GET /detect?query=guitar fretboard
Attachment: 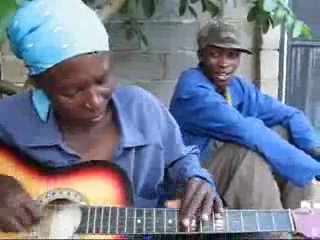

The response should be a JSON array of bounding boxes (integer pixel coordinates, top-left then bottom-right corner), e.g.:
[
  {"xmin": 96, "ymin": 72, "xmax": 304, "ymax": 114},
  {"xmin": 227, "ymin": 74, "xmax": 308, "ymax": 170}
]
[{"xmin": 75, "ymin": 206, "xmax": 294, "ymax": 235}]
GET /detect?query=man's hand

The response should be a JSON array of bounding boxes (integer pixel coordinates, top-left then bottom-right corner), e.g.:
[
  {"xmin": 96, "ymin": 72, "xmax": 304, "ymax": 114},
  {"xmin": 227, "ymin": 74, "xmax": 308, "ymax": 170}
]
[
  {"xmin": 0, "ymin": 175, "xmax": 41, "ymax": 232},
  {"xmin": 179, "ymin": 177, "xmax": 223, "ymax": 231}
]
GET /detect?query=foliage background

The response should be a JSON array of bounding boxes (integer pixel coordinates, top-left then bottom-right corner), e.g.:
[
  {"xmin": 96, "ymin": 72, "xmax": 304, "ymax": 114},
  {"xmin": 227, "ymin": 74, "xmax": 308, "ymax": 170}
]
[{"xmin": 0, "ymin": 0, "xmax": 313, "ymax": 46}]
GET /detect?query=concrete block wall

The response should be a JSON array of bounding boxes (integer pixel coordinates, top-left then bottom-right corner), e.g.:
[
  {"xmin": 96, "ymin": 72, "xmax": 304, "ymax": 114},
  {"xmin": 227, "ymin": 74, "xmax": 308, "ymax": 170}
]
[
  {"xmin": 260, "ymin": 26, "xmax": 281, "ymax": 98},
  {"xmin": 0, "ymin": 40, "xmax": 27, "ymax": 87}
]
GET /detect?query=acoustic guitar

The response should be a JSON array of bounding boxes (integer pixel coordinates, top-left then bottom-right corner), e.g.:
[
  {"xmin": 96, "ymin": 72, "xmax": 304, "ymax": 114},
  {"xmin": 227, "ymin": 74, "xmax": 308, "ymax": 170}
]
[{"xmin": 0, "ymin": 142, "xmax": 319, "ymax": 239}]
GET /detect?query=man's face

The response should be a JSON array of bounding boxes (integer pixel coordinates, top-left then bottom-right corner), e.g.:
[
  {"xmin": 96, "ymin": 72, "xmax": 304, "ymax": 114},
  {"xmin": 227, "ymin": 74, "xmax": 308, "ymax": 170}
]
[
  {"xmin": 199, "ymin": 46, "xmax": 241, "ymax": 90},
  {"xmin": 34, "ymin": 53, "xmax": 114, "ymax": 127}
]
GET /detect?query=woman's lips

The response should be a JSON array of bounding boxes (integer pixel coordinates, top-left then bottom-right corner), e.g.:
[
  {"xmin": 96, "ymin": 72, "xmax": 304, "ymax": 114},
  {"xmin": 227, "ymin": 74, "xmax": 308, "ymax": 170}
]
[{"xmin": 90, "ymin": 113, "xmax": 104, "ymax": 122}]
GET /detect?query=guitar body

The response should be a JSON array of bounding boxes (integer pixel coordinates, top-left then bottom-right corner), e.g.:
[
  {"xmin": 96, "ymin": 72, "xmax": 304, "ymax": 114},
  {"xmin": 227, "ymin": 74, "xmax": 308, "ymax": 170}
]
[{"xmin": 0, "ymin": 143, "xmax": 133, "ymax": 239}]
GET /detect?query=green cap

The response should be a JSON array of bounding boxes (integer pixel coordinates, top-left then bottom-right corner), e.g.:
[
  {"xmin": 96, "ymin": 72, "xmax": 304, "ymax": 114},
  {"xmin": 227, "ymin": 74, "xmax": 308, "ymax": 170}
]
[{"xmin": 197, "ymin": 20, "xmax": 253, "ymax": 54}]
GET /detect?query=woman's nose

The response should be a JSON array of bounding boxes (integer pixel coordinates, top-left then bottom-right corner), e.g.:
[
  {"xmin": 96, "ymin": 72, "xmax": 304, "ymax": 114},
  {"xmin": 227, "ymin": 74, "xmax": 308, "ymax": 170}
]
[{"xmin": 84, "ymin": 89, "xmax": 102, "ymax": 111}]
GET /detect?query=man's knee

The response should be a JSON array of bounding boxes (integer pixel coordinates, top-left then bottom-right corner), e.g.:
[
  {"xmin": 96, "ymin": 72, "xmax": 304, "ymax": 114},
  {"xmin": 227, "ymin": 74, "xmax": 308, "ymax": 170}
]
[{"xmin": 271, "ymin": 125, "xmax": 290, "ymax": 140}]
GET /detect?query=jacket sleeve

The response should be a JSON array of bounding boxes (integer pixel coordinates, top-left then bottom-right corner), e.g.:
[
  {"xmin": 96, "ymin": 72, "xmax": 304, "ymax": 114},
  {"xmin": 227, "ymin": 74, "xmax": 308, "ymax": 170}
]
[
  {"xmin": 242, "ymin": 80, "xmax": 320, "ymax": 153},
  {"xmin": 170, "ymin": 83, "xmax": 320, "ymax": 186}
]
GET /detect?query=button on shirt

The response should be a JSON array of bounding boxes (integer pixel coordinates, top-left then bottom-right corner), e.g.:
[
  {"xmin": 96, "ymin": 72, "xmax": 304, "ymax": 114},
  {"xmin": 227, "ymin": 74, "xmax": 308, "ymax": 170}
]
[
  {"xmin": 170, "ymin": 67, "xmax": 320, "ymax": 186},
  {"xmin": 0, "ymin": 86, "xmax": 215, "ymax": 207}
]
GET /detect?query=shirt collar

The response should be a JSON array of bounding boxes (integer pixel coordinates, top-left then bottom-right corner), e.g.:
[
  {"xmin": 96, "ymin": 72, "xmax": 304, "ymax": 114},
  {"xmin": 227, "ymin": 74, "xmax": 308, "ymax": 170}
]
[{"xmin": 25, "ymin": 90, "xmax": 150, "ymax": 148}]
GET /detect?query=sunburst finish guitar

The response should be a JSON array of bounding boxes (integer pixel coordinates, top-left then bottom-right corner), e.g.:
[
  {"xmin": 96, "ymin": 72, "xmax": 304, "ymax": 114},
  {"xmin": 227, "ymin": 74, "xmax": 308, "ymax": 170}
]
[{"xmin": 0, "ymin": 141, "xmax": 319, "ymax": 239}]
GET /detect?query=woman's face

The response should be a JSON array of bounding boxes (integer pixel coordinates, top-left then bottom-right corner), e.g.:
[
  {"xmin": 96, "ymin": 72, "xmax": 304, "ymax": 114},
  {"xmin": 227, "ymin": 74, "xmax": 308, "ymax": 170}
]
[{"xmin": 34, "ymin": 53, "xmax": 115, "ymax": 127}]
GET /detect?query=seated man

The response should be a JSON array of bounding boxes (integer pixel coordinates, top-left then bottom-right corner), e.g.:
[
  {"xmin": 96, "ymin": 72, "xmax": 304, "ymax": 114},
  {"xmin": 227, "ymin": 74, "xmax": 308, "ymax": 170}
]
[
  {"xmin": 0, "ymin": 0, "xmax": 222, "ymax": 233},
  {"xmin": 170, "ymin": 20, "xmax": 320, "ymax": 210}
]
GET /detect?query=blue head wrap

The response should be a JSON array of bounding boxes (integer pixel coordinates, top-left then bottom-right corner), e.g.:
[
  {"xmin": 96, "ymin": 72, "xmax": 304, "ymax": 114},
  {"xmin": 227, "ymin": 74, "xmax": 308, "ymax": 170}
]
[{"xmin": 6, "ymin": 0, "xmax": 110, "ymax": 121}]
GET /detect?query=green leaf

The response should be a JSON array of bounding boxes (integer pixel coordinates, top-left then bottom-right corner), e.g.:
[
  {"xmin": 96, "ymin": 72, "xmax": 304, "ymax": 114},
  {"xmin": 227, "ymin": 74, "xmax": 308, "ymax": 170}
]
[
  {"xmin": 274, "ymin": 6, "xmax": 286, "ymax": 19},
  {"xmin": 263, "ymin": 0, "xmax": 277, "ymax": 12},
  {"xmin": 179, "ymin": 0, "xmax": 189, "ymax": 16},
  {"xmin": 188, "ymin": 5, "xmax": 198, "ymax": 18},
  {"xmin": 285, "ymin": 15, "xmax": 295, "ymax": 30},
  {"xmin": 292, "ymin": 19, "xmax": 303, "ymax": 38},
  {"xmin": 206, "ymin": 0, "xmax": 219, "ymax": 17},
  {"xmin": 0, "ymin": 0, "xmax": 18, "ymax": 44},
  {"xmin": 258, "ymin": 13, "xmax": 271, "ymax": 34},
  {"xmin": 128, "ymin": 0, "xmax": 138, "ymax": 14},
  {"xmin": 301, "ymin": 24, "xmax": 312, "ymax": 39},
  {"xmin": 200, "ymin": 0, "xmax": 206, "ymax": 12},
  {"xmin": 190, "ymin": 0, "xmax": 198, "ymax": 3},
  {"xmin": 262, "ymin": 21, "xmax": 270, "ymax": 34},
  {"xmin": 271, "ymin": 6, "xmax": 285, "ymax": 26},
  {"xmin": 247, "ymin": 5, "xmax": 259, "ymax": 22},
  {"xmin": 142, "ymin": 0, "xmax": 156, "ymax": 18}
]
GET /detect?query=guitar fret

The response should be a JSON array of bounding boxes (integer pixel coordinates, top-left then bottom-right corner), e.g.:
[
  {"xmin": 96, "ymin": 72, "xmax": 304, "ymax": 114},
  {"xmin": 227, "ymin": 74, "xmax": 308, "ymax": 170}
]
[
  {"xmin": 124, "ymin": 208, "xmax": 128, "ymax": 233},
  {"xmin": 107, "ymin": 207, "xmax": 111, "ymax": 234},
  {"xmin": 135, "ymin": 208, "xmax": 144, "ymax": 234},
  {"xmin": 133, "ymin": 208, "xmax": 136, "ymax": 234},
  {"xmin": 155, "ymin": 209, "xmax": 165, "ymax": 233},
  {"xmin": 92, "ymin": 207, "xmax": 97, "ymax": 234},
  {"xmin": 153, "ymin": 208, "xmax": 156, "ymax": 233},
  {"xmin": 126, "ymin": 208, "xmax": 135, "ymax": 234},
  {"xmin": 288, "ymin": 209, "xmax": 295, "ymax": 232},
  {"xmin": 145, "ymin": 208, "xmax": 154, "ymax": 233},
  {"xmin": 164, "ymin": 208, "xmax": 167, "ymax": 233},
  {"xmin": 256, "ymin": 211, "xmax": 260, "ymax": 232},
  {"xmin": 287, "ymin": 210, "xmax": 295, "ymax": 231},
  {"xmin": 100, "ymin": 207, "xmax": 104, "ymax": 234},
  {"xmin": 117, "ymin": 208, "xmax": 126, "ymax": 234},
  {"xmin": 175, "ymin": 210, "xmax": 178, "ymax": 233},
  {"xmin": 272, "ymin": 210, "xmax": 293, "ymax": 232},
  {"xmin": 94, "ymin": 207, "xmax": 103, "ymax": 234},
  {"xmin": 101, "ymin": 207, "xmax": 110, "ymax": 234},
  {"xmin": 258, "ymin": 211, "xmax": 274, "ymax": 232},
  {"xmin": 240, "ymin": 210, "xmax": 244, "ymax": 232},
  {"xmin": 227, "ymin": 210, "xmax": 242, "ymax": 233},
  {"xmin": 165, "ymin": 209, "xmax": 177, "ymax": 233},
  {"xmin": 212, "ymin": 212, "xmax": 215, "ymax": 232},
  {"xmin": 143, "ymin": 208, "xmax": 146, "ymax": 234},
  {"xmin": 225, "ymin": 209, "xmax": 229, "ymax": 232},
  {"xmin": 116, "ymin": 207, "xmax": 119, "ymax": 234},
  {"xmin": 86, "ymin": 207, "xmax": 91, "ymax": 234},
  {"xmin": 109, "ymin": 207, "xmax": 118, "ymax": 234},
  {"xmin": 242, "ymin": 210, "xmax": 259, "ymax": 232},
  {"xmin": 271, "ymin": 211, "xmax": 276, "ymax": 231}
]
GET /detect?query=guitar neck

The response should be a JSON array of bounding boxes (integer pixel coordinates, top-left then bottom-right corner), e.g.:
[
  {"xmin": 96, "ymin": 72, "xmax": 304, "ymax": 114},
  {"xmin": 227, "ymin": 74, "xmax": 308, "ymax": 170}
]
[{"xmin": 75, "ymin": 206, "xmax": 295, "ymax": 235}]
